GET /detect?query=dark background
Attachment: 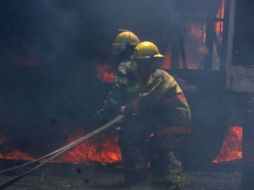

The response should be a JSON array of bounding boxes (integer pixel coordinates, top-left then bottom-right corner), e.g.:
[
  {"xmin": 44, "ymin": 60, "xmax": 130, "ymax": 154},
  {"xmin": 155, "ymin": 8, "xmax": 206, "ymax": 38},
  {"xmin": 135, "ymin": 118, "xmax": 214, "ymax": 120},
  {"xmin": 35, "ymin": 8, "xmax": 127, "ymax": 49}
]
[{"xmin": 233, "ymin": 0, "xmax": 254, "ymax": 65}]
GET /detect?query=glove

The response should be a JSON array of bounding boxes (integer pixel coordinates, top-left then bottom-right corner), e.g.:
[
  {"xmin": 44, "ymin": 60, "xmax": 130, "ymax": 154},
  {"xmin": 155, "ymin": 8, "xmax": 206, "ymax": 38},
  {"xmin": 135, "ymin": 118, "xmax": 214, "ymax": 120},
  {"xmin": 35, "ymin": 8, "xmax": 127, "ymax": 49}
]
[{"xmin": 120, "ymin": 98, "xmax": 140, "ymax": 116}]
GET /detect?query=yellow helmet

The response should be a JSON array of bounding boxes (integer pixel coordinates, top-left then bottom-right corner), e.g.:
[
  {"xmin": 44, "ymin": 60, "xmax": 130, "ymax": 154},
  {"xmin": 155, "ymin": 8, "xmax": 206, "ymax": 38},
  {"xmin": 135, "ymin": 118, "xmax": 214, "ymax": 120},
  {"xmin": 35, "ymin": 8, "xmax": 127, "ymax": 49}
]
[
  {"xmin": 132, "ymin": 41, "xmax": 164, "ymax": 60},
  {"xmin": 131, "ymin": 41, "xmax": 164, "ymax": 75},
  {"xmin": 112, "ymin": 29, "xmax": 140, "ymax": 55},
  {"xmin": 113, "ymin": 29, "xmax": 140, "ymax": 46}
]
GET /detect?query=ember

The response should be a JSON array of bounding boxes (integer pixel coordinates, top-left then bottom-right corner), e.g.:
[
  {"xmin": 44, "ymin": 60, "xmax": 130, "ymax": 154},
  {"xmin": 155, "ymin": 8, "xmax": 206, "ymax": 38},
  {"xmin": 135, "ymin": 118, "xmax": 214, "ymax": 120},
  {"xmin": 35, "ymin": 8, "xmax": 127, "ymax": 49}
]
[
  {"xmin": 213, "ymin": 126, "xmax": 242, "ymax": 164},
  {"xmin": 95, "ymin": 64, "xmax": 116, "ymax": 84}
]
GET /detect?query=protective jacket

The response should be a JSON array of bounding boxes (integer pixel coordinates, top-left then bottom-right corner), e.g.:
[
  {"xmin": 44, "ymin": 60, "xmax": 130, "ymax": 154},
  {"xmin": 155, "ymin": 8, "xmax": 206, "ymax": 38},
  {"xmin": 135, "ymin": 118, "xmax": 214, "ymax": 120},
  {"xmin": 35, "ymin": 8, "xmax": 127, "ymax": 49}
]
[
  {"xmin": 126, "ymin": 69, "xmax": 191, "ymax": 129},
  {"xmin": 118, "ymin": 69, "xmax": 191, "ymax": 187}
]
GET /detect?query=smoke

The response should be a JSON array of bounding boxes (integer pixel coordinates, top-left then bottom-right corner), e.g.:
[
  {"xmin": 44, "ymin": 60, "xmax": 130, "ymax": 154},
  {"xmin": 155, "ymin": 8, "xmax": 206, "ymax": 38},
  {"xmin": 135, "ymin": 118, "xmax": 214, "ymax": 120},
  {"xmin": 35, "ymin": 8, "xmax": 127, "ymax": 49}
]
[{"xmin": 0, "ymin": 0, "xmax": 228, "ymax": 157}]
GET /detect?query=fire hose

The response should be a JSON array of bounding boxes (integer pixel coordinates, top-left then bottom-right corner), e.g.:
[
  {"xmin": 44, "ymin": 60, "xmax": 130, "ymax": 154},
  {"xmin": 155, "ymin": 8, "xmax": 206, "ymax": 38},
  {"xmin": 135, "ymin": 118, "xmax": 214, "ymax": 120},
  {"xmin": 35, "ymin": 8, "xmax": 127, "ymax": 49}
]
[{"xmin": 0, "ymin": 115, "xmax": 124, "ymax": 190}]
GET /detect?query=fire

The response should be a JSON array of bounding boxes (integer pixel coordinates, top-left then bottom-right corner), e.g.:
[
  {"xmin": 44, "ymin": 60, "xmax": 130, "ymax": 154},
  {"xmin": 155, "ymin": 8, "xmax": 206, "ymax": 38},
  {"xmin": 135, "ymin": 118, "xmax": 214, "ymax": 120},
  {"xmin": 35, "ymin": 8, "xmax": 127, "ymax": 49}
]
[
  {"xmin": 0, "ymin": 133, "xmax": 35, "ymax": 161},
  {"xmin": 187, "ymin": 22, "xmax": 206, "ymax": 44},
  {"xmin": 198, "ymin": 46, "xmax": 208, "ymax": 55},
  {"xmin": 162, "ymin": 52, "xmax": 171, "ymax": 70},
  {"xmin": 216, "ymin": 0, "xmax": 225, "ymax": 20},
  {"xmin": 55, "ymin": 130, "xmax": 121, "ymax": 164},
  {"xmin": 215, "ymin": 0, "xmax": 225, "ymax": 41},
  {"xmin": 0, "ymin": 130, "xmax": 121, "ymax": 164},
  {"xmin": 95, "ymin": 64, "xmax": 116, "ymax": 84},
  {"xmin": 213, "ymin": 126, "xmax": 242, "ymax": 164},
  {"xmin": 184, "ymin": 22, "xmax": 208, "ymax": 70},
  {"xmin": 0, "ymin": 151, "xmax": 34, "ymax": 161},
  {"xmin": 0, "ymin": 124, "xmax": 244, "ymax": 165}
]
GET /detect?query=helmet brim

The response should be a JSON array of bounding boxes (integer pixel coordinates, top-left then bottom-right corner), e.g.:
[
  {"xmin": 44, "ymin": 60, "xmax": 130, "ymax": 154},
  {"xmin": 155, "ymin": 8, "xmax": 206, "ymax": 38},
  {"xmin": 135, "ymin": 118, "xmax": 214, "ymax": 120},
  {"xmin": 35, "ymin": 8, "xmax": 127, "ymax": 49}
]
[
  {"xmin": 133, "ymin": 54, "xmax": 164, "ymax": 59},
  {"xmin": 112, "ymin": 42, "xmax": 138, "ymax": 46}
]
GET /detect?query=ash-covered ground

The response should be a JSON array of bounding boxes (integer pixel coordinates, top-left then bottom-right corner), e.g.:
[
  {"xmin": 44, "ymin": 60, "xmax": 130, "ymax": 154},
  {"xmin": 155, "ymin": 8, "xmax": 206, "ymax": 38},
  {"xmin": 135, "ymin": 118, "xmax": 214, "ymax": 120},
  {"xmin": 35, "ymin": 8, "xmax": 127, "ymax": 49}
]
[{"xmin": 0, "ymin": 163, "xmax": 241, "ymax": 190}]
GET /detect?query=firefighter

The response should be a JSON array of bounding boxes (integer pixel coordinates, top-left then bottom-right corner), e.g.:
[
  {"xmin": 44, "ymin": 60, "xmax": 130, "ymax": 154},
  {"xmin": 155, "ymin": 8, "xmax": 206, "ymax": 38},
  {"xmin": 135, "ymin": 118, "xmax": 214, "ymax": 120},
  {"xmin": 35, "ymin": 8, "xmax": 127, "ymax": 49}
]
[
  {"xmin": 112, "ymin": 29, "xmax": 140, "ymax": 59},
  {"xmin": 94, "ymin": 29, "xmax": 140, "ymax": 121},
  {"xmin": 117, "ymin": 41, "xmax": 191, "ymax": 189}
]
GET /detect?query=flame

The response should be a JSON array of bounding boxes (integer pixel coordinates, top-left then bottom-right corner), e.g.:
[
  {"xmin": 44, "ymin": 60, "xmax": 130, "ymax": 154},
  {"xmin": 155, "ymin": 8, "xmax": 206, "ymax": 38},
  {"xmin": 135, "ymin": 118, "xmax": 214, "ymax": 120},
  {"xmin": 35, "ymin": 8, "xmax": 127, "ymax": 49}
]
[
  {"xmin": 95, "ymin": 64, "xmax": 116, "ymax": 84},
  {"xmin": 215, "ymin": 0, "xmax": 225, "ymax": 41},
  {"xmin": 185, "ymin": 22, "xmax": 208, "ymax": 69},
  {"xmin": 0, "ymin": 133, "xmax": 35, "ymax": 161},
  {"xmin": 0, "ymin": 151, "xmax": 34, "ymax": 161},
  {"xmin": 187, "ymin": 23, "xmax": 206, "ymax": 44},
  {"xmin": 0, "ymin": 123, "xmax": 244, "ymax": 165},
  {"xmin": 213, "ymin": 126, "xmax": 242, "ymax": 164},
  {"xmin": 55, "ymin": 130, "xmax": 121, "ymax": 164},
  {"xmin": 198, "ymin": 46, "xmax": 208, "ymax": 55},
  {"xmin": 216, "ymin": 0, "xmax": 225, "ymax": 19},
  {"xmin": 162, "ymin": 52, "xmax": 171, "ymax": 70},
  {"xmin": 0, "ymin": 130, "xmax": 121, "ymax": 164}
]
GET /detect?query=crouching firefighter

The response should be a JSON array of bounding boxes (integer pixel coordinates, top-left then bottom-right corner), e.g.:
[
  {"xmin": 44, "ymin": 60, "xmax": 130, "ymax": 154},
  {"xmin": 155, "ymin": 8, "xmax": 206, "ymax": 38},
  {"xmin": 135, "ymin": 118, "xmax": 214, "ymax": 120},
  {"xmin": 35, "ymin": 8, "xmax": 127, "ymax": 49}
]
[{"xmin": 95, "ymin": 41, "xmax": 191, "ymax": 189}]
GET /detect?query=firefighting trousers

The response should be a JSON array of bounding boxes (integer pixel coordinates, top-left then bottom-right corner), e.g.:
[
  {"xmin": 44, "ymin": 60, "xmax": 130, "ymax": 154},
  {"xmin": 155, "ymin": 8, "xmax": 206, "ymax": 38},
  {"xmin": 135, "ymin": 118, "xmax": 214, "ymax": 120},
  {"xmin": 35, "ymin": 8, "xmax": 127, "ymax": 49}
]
[
  {"xmin": 118, "ymin": 117, "xmax": 190, "ymax": 184},
  {"xmin": 118, "ymin": 118, "xmax": 151, "ymax": 181},
  {"xmin": 148, "ymin": 134, "xmax": 190, "ymax": 178}
]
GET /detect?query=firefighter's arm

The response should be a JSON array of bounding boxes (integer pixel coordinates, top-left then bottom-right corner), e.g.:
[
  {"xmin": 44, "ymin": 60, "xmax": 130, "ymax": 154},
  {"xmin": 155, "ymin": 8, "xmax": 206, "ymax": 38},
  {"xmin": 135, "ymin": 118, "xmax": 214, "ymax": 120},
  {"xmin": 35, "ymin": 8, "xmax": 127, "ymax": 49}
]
[
  {"xmin": 93, "ymin": 85, "xmax": 124, "ymax": 121},
  {"xmin": 121, "ymin": 77, "xmax": 165, "ymax": 115}
]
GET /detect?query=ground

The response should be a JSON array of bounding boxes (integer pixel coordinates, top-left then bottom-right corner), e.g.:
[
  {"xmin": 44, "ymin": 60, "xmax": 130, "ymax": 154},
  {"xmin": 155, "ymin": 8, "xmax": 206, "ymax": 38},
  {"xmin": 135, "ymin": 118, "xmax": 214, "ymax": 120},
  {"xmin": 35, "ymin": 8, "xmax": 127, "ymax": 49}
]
[{"xmin": 0, "ymin": 163, "xmax": 242, "ymax": 190}]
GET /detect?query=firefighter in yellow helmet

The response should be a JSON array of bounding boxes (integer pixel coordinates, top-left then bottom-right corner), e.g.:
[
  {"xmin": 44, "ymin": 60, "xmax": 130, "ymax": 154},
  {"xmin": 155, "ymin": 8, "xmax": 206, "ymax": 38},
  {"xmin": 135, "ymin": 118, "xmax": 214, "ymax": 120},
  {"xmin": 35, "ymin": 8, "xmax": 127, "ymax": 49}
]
[
  {"xmin": 94, "ymin": 30, "xmax": 141, "ymax": 121},
  {"xmin": 95, "ymin": 39, "xmax": 191, "ymax": 189},
  {"xmin": 117, "ymin": 41, "xmax": 191, "ymax": 189},
  {"xmin": 112, "ymin": 29, "xmax": 140, "ymax": 56},
  {"xmin": 112, "ymin": 29, "xmax": 140, "ymax": 88}
]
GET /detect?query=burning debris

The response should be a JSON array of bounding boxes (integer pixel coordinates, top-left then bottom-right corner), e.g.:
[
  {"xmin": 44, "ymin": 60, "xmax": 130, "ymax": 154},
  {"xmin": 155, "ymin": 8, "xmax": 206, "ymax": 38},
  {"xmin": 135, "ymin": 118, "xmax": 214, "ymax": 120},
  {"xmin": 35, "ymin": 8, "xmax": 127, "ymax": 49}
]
[{"xmin": 213, "ymin": 126, "xmax": 242, "ymax": 164}]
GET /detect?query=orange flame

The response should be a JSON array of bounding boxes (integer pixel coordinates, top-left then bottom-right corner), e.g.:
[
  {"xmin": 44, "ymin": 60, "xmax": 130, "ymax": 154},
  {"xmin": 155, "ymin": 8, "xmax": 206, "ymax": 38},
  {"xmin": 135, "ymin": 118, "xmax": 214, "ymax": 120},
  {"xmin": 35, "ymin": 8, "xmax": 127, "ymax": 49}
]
[
  {"xmin": 213, "ymin": 126, "xmax": 242, "ymax": 164},
  {"xmin": 0, "ymin": 151, "xmax": 34, "ymax": 161},
  {"xmin": 0, "ymin": 130, "xmax": 121, "ymax": 164},
  {"xmin": 55, "ymin": 130, "xmax": 121, "ymax": 164},
  {"xmin": 216, "ymin": 0, "xmax": 225, "ymax": 19},
  {"xmin": 0, "ymin": 133, "xmax": 35, "ymax": 161},
  {"xmin": 215, "ymin": 0, "xmax": 225, "ymax": 41},
  {"xmin": 162, "ymin": 52, "xmax": 171, "ymax": 70},
  {"xmin": 187, "ymin": 23, "xmax": 206, "ymax": 44},
  {"xmin": 95, "ymin": 64, "xmax": 116, "ymax": 84}
]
